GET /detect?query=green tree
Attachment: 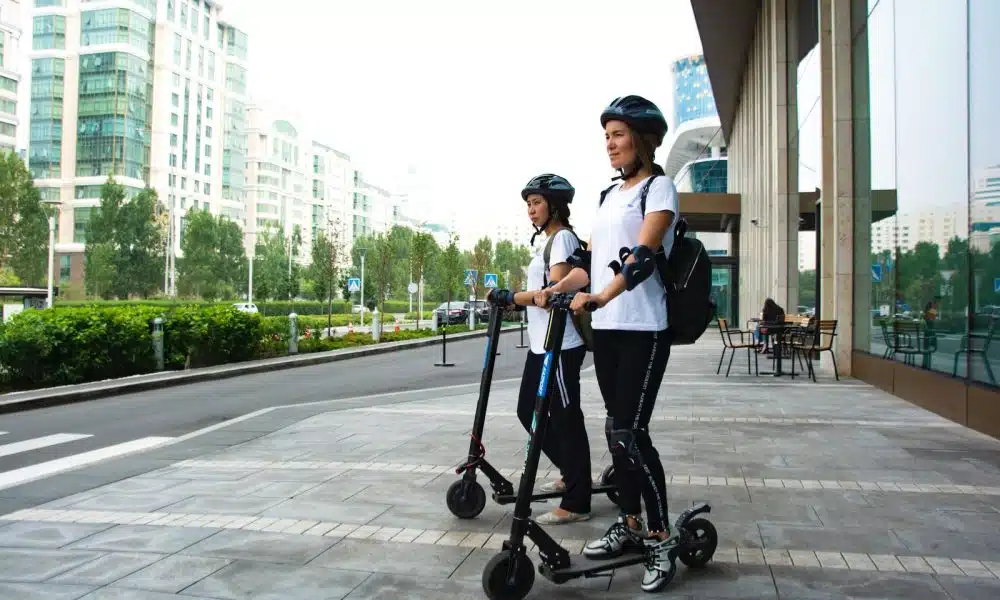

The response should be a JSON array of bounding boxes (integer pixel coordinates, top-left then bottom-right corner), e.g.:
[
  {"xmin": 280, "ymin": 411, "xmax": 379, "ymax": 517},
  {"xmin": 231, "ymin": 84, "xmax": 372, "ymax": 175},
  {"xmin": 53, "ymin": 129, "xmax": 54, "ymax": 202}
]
[
  {"xmin": 409, "ymin": 231, "xmax": 436, "ymax": 326},
  {"xmin": 308, "ymin": 217, "xmax": 346, "ymax": 330},
  {"xmin": 177, "ymin": 209, "xmax": 219, "ymax": 299},
  {"xmin": 798, "ymin": 269, "xmax": 816, "ymax": 310},
  {"xmin": 84, "ymin": 177, "xmax": 164, "ymax": 299},
  {"xmin": 439, "ymin": 234, "xmax": 465, "ymax": 302},
  {"xmin": 0, "ymin": 152, "xmax": 49, "ymax": 286},
  {"xmin": 370, "ymin": 232, "xmax": 394, "ymax": 312},
  {"xmin": 387, "ymin": 225, "xmax": 414, "ymax": 299},
  {"xmin": 470, "ymin": 236, "xmax": 493, "ymax": 299}
]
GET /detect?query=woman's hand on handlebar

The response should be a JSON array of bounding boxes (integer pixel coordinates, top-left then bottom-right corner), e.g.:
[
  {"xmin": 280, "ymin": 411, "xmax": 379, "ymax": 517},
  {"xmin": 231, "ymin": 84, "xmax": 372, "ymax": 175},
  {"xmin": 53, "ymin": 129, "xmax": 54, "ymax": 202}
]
[
  {"xmin": 569, "ymin": 292, "xmax": 605, "ymax": 315},
  {"xmin": 533, "ymin": 288, "xmax": 554, "ymax": 308}
]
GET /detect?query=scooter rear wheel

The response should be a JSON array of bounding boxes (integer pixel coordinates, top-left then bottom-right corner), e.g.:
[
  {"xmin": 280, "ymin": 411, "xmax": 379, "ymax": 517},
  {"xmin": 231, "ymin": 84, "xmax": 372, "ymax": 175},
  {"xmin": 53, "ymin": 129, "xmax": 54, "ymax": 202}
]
[
  {"xmin": 599, "ymin": 464, "xmax": 620, "ymax": 506},
  {"xmin": 677, "ymin": 517, "xmax": 718, "ymax": 569},
  {"xmin": 482, "ymin": 549, "xmax": 534, "ymax": 600},
  {"xmin": 446, "ymin": 479, "xmax": 487, "ymax": 519}
]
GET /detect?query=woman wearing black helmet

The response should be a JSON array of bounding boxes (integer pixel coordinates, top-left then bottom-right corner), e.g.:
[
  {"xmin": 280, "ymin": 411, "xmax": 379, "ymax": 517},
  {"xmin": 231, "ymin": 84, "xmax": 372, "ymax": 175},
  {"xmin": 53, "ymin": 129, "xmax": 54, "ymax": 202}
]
[
  {"xmin": 490, "ymin": 173, "xmax": 593, "ymax": 524},
  {"xmin": 543, "ymin": 95, "xmax": 680, "ymax": 592}
]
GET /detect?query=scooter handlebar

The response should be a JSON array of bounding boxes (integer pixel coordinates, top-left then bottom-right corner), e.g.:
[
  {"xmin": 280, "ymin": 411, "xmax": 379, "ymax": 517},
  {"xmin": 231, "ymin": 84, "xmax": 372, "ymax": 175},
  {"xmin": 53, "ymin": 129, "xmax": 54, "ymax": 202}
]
[{"xmin": 547, "ymin": 292, "xmax": 599, "ymax": 312}]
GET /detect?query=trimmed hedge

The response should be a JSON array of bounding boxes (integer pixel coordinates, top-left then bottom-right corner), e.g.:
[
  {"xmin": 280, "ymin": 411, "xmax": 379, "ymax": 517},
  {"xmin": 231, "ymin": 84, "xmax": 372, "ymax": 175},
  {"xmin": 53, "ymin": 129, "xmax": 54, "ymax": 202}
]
[
  {"xmin": 0, "ymin": 303, "xmax": 505, "ymax": 392},
  {"xmin": 0, "ymin": 304, "xmax": 262, "ymax": 389}
]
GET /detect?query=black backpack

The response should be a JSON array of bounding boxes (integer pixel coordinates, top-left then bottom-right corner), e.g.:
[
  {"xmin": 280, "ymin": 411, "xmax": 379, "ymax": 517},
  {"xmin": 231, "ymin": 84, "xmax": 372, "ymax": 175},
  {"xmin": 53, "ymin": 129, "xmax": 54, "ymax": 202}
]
[{"xmin": 598, "ymin": 176, "xmax": 716, "ymax": 345}]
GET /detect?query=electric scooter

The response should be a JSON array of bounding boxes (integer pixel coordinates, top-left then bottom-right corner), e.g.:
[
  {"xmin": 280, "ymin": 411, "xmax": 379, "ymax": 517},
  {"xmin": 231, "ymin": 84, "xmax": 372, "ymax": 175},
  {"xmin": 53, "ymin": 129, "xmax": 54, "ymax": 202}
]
[
  {"xmin": 481, "ymin": 292, "xmax": 719, "ymax": 600},
  {"xmin": 446, "ymin": 299, "xmax": 619, "ymax": 520}
]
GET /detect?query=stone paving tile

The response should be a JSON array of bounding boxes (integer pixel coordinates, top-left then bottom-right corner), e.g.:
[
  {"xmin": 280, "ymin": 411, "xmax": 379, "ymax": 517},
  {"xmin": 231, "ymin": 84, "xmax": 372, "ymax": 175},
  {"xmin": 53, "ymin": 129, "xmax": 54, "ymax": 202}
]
[
  {"xmin": 111, "ymin": 555, "xmax": 233, "ymax": 594},
  {"xmin": 4, "ymin": 339, "xmax": 1000, "ymax": 596},
  {"xmin": 180, "ymin": 560, "xmax": 371, "ymax": 600},
  {"xmin": 0, "ymin": 582, "xmax": 96, "ymax": 599}
]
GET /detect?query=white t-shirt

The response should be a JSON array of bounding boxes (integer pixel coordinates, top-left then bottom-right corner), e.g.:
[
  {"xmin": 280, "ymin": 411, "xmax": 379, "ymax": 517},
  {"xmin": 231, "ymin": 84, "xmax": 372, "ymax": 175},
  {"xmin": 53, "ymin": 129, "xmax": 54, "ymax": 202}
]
[
  {"xmin": 589, "ymin": 175, "xmax": 680, "ymax": 332},
  {"xmin": 525, "ymin": 229, "xmax": 585, "ymax": 355}
]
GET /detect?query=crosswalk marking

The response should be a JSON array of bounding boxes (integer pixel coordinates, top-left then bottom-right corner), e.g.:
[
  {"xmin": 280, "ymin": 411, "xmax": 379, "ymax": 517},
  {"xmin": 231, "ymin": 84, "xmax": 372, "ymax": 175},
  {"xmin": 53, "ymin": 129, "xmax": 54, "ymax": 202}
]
[
  {"xmin": 0, "ymin": 436, "xmax": 173, "ymax": 491},
  {"xmin": 0, "ymin": 433, "xmax": 92, "ymax": 458}
]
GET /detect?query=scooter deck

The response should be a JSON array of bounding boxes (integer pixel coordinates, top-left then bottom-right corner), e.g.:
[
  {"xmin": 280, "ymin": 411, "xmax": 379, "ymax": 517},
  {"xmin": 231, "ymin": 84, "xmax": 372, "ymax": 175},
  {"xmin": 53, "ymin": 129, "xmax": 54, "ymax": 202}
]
[
  {"xmin": 539, "ymin": 546, "xmax": 648, "ymax": 582},
  {"xmin": 493, "ymin": 483, "xmax": 617, "ymax": 505}
]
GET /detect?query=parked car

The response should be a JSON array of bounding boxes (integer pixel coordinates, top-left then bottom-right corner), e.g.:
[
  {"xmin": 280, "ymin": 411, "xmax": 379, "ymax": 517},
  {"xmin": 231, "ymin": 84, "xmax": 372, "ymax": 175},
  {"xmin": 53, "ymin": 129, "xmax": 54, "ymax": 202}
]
[
  {"xmin": 433, "ymin": 301, "xmax": 470, "ymax": 325},
  {"xmin": 471, "ymin": 299, "xmax": 489, "ymax": 321},
  {"xmin": 233, "ymin": 303, "xmax": 258, "ymax": 314}
]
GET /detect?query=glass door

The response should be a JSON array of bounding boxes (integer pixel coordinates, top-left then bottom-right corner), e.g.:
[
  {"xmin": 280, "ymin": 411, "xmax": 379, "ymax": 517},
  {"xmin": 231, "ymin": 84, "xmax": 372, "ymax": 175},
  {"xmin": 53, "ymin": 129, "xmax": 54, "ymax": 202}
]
[{"xmin": 710, "ymin": 262, "xmax": 737, "ymax": 326}]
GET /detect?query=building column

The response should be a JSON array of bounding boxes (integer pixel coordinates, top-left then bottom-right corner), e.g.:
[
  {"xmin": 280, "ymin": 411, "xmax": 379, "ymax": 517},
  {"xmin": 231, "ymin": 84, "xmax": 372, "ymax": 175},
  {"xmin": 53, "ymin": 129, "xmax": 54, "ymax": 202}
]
[
  {"xmin": 820, "ymin": 0, "xmax": 856, "ymax": 373},
  {"xmin": 773, "ymin": 0, "xmax": 800, "ymax": 315}
]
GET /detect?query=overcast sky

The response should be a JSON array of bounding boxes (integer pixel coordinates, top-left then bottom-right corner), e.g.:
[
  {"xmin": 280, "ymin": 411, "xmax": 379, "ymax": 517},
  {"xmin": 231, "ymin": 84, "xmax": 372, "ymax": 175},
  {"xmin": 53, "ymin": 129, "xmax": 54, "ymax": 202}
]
[{"xmin": 219, "ymin": 0, "xmax": 705, "ymax": 245}]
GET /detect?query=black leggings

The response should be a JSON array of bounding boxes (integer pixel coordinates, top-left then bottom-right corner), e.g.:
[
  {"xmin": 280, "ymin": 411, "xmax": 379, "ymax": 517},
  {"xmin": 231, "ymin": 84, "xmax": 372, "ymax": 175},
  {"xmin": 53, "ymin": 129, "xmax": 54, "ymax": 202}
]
[
  {"xmin": 516, "ymin": 345, "xmax": 592, "ymax": 514},
  {"xmin": 592, "ymin": 328, "xmax": 672, "ymax": 532}
]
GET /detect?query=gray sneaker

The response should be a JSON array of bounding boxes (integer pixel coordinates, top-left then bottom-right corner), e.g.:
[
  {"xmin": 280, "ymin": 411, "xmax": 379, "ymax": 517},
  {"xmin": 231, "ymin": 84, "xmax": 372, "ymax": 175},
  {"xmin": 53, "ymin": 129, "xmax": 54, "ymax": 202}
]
[
  {"xmin": 583, "ymin": 515, "xmax": 645, "ymax": 559},
  {"xmin": 641, "ymin": 530, "xmax": 681, "ymax": 592}
]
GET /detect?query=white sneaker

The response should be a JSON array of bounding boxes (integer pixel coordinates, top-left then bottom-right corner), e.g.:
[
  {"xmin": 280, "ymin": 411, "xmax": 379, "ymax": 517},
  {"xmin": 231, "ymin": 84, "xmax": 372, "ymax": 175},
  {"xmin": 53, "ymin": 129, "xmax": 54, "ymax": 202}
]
[
  {"xmin": 538, "ymin": 479, "xmax": 565, "ymax": 493},
  {"xmin": 582, "ymin": 515, "xmax": 644, "ymax": 559},
  {"xmin": 641, "ymin": 531, "xmax": 680, "ymax": 593}
]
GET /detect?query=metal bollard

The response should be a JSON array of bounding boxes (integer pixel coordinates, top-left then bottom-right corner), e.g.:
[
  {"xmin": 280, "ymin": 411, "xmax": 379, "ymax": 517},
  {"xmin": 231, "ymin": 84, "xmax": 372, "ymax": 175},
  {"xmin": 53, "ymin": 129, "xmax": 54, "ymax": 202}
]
[
  {"xmin": 468, "ymin": 306, "xmax": 475, "ymax": 331},
  {"xmin": 288, "ymin": 312, "xmax": 298, "ymax": 355},
  {"xmin": 372, "ymin": 308, "xmax": 381, "ymax": 343},
  {"xmin": 431, "ymin": 310, "xmax": 438, "ymax": 333},
  {"xmin": 153, "ymin": 316, "xmax": 164, "ymax": 371}
]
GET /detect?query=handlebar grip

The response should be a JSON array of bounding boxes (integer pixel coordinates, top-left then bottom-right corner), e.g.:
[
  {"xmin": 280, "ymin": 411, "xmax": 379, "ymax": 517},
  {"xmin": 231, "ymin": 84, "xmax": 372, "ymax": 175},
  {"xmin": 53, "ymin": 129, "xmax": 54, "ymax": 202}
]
[{"xmin": 584, "ymin": 300, "xmax": 598, "ymax": 312}]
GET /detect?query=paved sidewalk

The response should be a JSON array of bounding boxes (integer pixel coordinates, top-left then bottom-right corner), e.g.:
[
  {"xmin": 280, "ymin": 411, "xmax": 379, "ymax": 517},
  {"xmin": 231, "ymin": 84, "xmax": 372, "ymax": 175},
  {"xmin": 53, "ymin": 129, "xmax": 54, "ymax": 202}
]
[{"xmin": 2, "ymin": 341, "xmax": 1000, "ymax": 598}]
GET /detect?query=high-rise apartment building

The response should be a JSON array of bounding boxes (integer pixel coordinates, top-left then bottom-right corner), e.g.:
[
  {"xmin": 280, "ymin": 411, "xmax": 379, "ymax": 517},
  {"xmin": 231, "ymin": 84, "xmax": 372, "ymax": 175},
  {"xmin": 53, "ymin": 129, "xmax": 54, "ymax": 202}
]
[
  {"xmin": 243, "ymin": 105, "xmax": 404, "ymax": 266},
  {"xmin": 28, "ymin": 0, "xmax": 248, "ymax": 288},
  {"xmin": 0, "ymin": 0, "xmax": 21, "ymax": 153}
]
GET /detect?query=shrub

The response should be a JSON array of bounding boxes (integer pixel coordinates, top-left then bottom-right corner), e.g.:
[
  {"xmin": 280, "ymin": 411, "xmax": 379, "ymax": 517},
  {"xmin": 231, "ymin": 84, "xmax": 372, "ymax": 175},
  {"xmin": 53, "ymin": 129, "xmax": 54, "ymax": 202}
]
[{"xmin": 0, "ymin": 304, "xmax": 261, "ymax": 388}]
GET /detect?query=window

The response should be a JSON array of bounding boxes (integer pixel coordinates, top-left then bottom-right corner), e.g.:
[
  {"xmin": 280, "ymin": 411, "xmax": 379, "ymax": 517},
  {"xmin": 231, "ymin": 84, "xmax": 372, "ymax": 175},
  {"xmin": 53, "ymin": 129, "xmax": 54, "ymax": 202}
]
[
  {"xmin": 205, "ymin": 125, "xmax": 212, "ymax": 138},
  {"xmin": 205, "ymin": 144, "xmax": 211, "ymax": 157},
  {"xmin": 171, "ymin": 93, "xmax": 179, "ymax": 107},
  {"xmin": 203, "ymin": 183, "xmax": 211, "ymax": 195},
  {"xmin": 173, "ymin": 33, "xmax": 182, "ymax": 65},
  {"xmin": 171, "ymin": 113, "xmax": 178, "ymax": 126},
  {"xmin": 170, "ymin": 133, "xmax": 177, "ymax": 147},
  {"xmin": 203, "ymin": 15, "xmax": 210, "ymax": 40},
  {"xmin": 59, "ymin": 255, "xmax": 71, "ymax": 283},
  {"xmin": 207, "ymin": 51, "xmax": 215, "ymax": 79},
  {"xmin": 180, "ymin": 1, "xmax": 187, "ymax": 26},
  {"xmin": 169, "ymin": 153, "xmax": 177, "ymax": 166},
  {"xmin": 166, "ymin": 0, "xmax": 174, "ymax": 21},
  {"xmin": 33, "ymin": 15, "xmax": 66, "ymax": 50}
]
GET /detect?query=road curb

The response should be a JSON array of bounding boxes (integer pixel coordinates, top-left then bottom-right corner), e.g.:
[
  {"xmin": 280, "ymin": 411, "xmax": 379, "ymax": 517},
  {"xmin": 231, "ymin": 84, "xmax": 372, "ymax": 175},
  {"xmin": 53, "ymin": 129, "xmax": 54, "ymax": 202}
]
[{"xmin": 0, "ymin": 325, "xmax": 522, "ymax": 415}]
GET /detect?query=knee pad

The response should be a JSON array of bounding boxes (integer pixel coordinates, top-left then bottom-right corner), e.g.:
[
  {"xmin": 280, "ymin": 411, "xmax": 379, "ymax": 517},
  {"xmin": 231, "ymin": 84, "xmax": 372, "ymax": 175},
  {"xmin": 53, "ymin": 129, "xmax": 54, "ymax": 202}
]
[{"xmin": 608, "ymin": 428, "xmax": 642, "ymax": 470}]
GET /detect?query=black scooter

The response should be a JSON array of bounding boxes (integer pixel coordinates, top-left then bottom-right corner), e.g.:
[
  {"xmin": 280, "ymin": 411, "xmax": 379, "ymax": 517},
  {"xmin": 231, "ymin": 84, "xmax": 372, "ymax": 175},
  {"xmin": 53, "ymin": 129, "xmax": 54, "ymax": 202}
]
[
  {"xmin": 481, "ymin": 292, "xmax": 719, "ymax": 600},
  {"xmin": 446, "ymin": 300, "xmax": 619, "ymax": 520}
]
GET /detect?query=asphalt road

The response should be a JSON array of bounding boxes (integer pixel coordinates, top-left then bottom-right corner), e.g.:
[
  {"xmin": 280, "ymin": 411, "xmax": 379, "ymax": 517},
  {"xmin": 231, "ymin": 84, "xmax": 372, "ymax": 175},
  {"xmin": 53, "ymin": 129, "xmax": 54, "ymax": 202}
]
[{"xmin": 0, "ymin": 330, "xmax": 592, "ymax": 477}]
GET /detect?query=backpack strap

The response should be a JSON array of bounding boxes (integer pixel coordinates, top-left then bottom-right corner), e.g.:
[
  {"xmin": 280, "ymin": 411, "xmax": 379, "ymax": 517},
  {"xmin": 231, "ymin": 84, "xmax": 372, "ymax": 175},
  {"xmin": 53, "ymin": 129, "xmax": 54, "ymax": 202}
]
[
  {"xmin": 598, "ymin": 176, "xmax": 659, "ymax": 215},
  {"xmin": 542, "ymin": 228, "xmax": 583, "ymax": 287}
]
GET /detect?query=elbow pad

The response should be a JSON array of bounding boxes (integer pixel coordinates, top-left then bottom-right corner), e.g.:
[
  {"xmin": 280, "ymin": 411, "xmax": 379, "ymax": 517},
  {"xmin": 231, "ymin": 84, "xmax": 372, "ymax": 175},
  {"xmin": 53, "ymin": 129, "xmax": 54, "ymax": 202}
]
[
  {"xmin": 566, "ymin": 247, "xmax": 592, "ymax": 275},
  {"xmin": 621, "ymin": 245, "xmax": 656, "ymax": 291}
]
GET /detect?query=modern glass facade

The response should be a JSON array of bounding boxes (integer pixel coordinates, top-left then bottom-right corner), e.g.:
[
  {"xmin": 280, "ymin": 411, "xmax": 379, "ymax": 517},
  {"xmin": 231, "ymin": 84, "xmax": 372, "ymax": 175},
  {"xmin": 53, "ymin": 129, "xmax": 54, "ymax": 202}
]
[
  {"xmin": 853, "ymin": 0, "xmax": 1000, "ymax": 388},
  {"xmin": 671, "ymin": 55, "xmax": 716, "ymax": 128},
  {"xmin": 76, "ymin": 51, "xmax": 154, "ymax": 180},
  {"xmin": 28, "ymin": 57, "xmax": 64, "ymax": 179},
  {"xmin": 686, "ymin": 159, "xmax": 728, "ymax": 193}
]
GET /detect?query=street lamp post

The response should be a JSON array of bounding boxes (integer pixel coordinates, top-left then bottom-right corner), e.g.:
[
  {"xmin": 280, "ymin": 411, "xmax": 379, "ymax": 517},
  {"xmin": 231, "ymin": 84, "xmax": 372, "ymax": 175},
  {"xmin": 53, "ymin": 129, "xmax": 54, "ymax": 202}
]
[
  {"xmin": 46, "ymin": 214, "xmax": 55, "ymax": 308},
  {"xmin": 41, "ymin": 199, "xmax": 60, "ymax": 308},
  {"xmin": 359, "ymin": 248, "xmax": 366, "ymax": 327},
  {"xmin": 246, "ymin": 227, "xmax": 257, "ymax": 305}
]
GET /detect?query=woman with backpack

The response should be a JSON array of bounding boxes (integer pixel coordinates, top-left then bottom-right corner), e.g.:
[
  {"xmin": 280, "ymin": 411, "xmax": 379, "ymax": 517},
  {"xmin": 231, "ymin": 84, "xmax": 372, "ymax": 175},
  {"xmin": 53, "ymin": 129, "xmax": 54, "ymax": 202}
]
[
  {"xmin": 542, "ymin": 95, "xmax": 681, "ymax": 592},
  {"xmin": 488, "ymin": 173, "xmax": 593, "ymax": 524}
]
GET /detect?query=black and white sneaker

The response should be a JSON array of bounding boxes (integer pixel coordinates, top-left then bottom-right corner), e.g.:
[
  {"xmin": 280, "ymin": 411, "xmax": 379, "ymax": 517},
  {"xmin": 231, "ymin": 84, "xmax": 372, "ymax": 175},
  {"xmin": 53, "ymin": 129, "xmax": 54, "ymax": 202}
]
[
  {"xmin": 641, "ymin": 531, "xmax": 680, "ymax": 592},
  {"xmin": 582, "ymin": 515, "xmax": 645, "ymax": 559}
]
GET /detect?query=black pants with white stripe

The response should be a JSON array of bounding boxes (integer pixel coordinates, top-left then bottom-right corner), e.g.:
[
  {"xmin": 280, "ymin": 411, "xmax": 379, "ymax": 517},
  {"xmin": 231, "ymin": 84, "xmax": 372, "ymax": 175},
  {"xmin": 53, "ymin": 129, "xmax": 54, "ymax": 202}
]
[
  {"xmin": 592, "ymin": 328, "xmax": 672, "ymax": 533},
  {"xmin": 516, "ymin": 345, "xmax": 592, "ymax": 514}
]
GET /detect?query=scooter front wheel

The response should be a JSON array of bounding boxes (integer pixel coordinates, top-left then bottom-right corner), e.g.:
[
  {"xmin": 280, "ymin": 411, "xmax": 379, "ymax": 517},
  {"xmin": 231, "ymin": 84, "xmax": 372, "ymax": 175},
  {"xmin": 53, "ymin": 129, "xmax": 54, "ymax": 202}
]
[
  {"xmin": 482, "ymin": 549, "xmax": 534, "ymax": 600},
  {"xmin": 446, "ymin": 479, "xmax": 487, "ymax": 519},
  {"xmin": 677, "ymin": 517, "xmax": 718, "ymax": 569},
  {"xmin": 599, "ymin": 464, "xmax": 620, "ymax": 506}
]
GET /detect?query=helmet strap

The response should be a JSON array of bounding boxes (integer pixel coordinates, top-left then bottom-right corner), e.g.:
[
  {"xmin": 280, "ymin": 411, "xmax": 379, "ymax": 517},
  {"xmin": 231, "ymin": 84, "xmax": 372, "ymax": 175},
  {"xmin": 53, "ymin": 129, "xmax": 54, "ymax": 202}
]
[{"xmin": 530, "ymin": 216, "xmax": 551, "ymax": 246}]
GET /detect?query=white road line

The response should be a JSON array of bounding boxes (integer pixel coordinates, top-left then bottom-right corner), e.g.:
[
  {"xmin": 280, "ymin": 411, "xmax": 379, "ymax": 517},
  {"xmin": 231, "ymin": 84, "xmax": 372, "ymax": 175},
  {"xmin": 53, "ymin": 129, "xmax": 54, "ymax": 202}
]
[
  {"xmin": 0, "ymin": 431, "xmax": 7, "ymax": 437},
  {"xmin": 0, "ymin": 433, "xmax": 93, "ymax": 459},
  {"xmin": 0, "ymin": 437, "xmax": 173, "ymax": 491}
]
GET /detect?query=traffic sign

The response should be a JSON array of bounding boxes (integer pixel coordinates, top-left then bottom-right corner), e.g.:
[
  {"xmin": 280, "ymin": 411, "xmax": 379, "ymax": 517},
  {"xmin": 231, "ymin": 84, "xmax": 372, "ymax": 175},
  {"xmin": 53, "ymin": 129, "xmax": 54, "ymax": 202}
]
[
  {"xmin": 407, "ymin": 282, "xmax": 418, "ymax": 294},
  {"xmin": 872, "ymin": 264, "xmax": 882, "ymax": 282},
  {"xmin": 348, "ymin": 278, "xmax": 361, "ymax": 293},
  {"xmin": 484, "ymin": 273, "xmax": 499, "ymax": 288},
  {"xmin": 464, "ymin": 269, "xmax": 477, "ymax": 286}
]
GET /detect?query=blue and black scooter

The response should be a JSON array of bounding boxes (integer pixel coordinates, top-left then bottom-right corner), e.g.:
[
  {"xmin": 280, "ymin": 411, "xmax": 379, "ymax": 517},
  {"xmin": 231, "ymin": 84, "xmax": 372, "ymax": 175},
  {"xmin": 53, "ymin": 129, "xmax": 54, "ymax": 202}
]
[
  {"xmin": 445, "ymin": 298, "xmax": 619, "ymax": 519},
  {"xmin": 480, "ymin": 292, "xmax": 719, "ymax": 600}
]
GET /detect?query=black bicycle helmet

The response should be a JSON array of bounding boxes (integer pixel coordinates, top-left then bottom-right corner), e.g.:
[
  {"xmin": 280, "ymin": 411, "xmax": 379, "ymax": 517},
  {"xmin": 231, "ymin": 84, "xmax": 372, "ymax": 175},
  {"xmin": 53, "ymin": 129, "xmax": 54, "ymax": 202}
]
[
  {"xmin": 520, "ymin": 173, "xmax": 575, "ymax": 204},
  {"xmin": 600, "ymin": 95, "xmax": 668, "ymax": 142}
]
